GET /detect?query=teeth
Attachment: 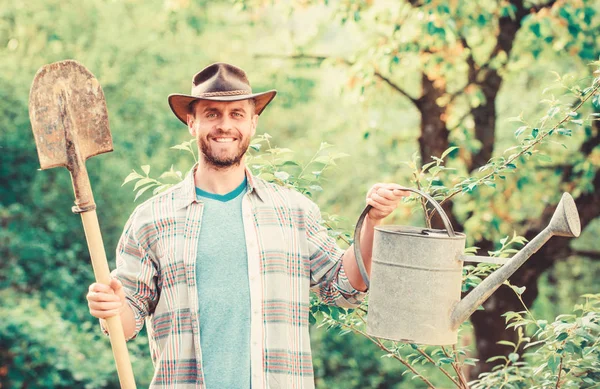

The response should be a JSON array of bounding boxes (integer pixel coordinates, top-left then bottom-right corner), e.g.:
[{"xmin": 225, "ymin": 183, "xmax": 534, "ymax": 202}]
[{"xmin": 214, "ymin": 138, "xmax": 235, "ymax": 143}]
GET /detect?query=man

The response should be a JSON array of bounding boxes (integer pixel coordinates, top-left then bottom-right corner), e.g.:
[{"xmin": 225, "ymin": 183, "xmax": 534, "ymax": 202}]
[{"xmin": 87, "ymin": 63, "xmax": 408, "ymax": 388}]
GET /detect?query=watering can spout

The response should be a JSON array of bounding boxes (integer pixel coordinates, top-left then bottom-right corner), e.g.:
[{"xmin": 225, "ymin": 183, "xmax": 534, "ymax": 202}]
[{"xmin": 450, "ymin": 193, "xmax": 581, "ymax": 330}]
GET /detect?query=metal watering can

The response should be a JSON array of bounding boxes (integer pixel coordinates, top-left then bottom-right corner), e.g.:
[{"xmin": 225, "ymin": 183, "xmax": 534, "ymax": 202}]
[{"xmin": 353, "ymin": 188, "xmax": 581, "ymax": 345}]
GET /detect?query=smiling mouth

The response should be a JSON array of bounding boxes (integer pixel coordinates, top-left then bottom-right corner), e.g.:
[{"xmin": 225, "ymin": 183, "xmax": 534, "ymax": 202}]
[{"xmin": 211, "ymin": 137, "xmax": 237, "ymax": 143}]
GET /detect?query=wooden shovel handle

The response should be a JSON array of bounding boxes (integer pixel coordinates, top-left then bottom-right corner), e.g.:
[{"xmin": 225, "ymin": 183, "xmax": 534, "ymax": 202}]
[{"xmin": 80, "ymin": 210, "xmax": 137, "ymax": 389}]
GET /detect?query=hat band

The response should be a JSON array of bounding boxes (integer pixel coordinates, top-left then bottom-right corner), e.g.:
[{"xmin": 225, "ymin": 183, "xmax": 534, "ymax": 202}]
[{"xmin": 192, "ymin": 89, "xmax": 252, "ymax": 97}]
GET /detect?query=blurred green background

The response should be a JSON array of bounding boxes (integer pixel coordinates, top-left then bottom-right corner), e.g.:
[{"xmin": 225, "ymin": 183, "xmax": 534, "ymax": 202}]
[{"xmin": 1, "ymin": 0, "xmax": 599, "ymax": 387}]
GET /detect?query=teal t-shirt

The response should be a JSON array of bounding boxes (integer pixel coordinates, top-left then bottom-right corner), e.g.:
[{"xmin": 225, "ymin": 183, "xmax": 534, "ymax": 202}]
[{"xmin": 195, "ymin": 177, "xmax": 250, "ymax": 389}]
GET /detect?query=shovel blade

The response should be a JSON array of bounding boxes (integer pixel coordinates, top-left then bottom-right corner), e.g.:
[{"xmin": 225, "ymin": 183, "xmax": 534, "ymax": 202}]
[{"xmin": 29, "ymin": 60, "xmax": 112, "ymax": 170}]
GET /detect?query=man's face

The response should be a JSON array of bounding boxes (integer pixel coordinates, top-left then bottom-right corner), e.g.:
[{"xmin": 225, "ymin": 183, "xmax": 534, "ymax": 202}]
[{"xmin": 187, "ymin": 100, "xmax": 258, "ymax": 169}]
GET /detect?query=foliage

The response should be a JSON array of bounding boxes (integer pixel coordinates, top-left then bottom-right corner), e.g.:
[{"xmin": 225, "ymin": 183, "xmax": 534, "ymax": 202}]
[
  {"xmin": 471, "ymin": 294, "xmax": 600, "ymax": 388},
  {"xmin": 0, "ymin": 289, "xmax": 118, "ymax": 389}
]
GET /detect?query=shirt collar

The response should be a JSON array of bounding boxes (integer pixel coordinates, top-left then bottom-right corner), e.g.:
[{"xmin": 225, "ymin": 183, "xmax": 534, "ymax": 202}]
[{"xmin": 175, "ymin": 163, "xmax": 265, "ymax": 210}]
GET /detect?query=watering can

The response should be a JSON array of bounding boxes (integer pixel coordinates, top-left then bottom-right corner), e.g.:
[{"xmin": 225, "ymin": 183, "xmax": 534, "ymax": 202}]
[{"xmin": 353, "ymin": 188, "xmax": 580, "ymax": 345}]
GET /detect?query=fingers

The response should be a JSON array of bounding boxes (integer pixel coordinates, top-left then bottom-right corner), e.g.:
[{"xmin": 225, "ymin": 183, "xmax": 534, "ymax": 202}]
[
  {"xmin": 89, "ymin": 282, "xmax": 115, "ymax": 294},
  {"xmin": 87, "ymin": 290, "xmax": 121, "ymax": 302},
  {"xmin": 88, "ymin": 300, "xmax": 123, "ymax": 311},
  {"xmin": 87, "ymin": 280, "xmax": 125, "ymax": 319},
  {"xmin": 110, "ymin": 278, "xmax": 124, "ymax": 294},
  {"xmin": 89, "ymin": 307, "xmax": 123, "ymax": 319},
  {"xmin": 367, "ymin": 184, "xmax": 410, "ymax": 204},
  {"xmin": 366, "ymin": 183, "xmax": 411, "ymax": 221},
  {"xmin": 366, "ymin": 197, "xmax": 395, "ymax": 213}
]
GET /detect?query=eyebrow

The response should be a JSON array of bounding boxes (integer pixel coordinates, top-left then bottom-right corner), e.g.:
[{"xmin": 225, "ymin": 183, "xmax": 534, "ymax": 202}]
[{"xmin": 201, "ymin": 106, "xmax": 247, "ymax": 114}]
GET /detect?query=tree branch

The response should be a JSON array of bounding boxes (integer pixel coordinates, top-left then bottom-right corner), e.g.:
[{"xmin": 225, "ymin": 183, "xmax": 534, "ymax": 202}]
[
  {"xmin": 253, "ymin": 53, "xmax": 420, "ymax": 106},
  {"xmin": 571, "ymin": 250, "xmax": 600, "ymax": 260}
]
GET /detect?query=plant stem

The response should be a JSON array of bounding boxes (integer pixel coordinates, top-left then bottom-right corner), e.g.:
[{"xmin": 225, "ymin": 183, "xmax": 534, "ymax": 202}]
[
  {"xmin": 324, "ymin": 221, "xmax": 351, "ymax": 245},
  {"xmin": 416, "ymin": 348, "xmax": 462, "ymax": 387},
  {"xmin": 429, "ymin": 83, "xmax": 600, "ymax": 221},
  {"xmin": 339, "ymin": 321, "xmax": 439, "ymax": 388},
  {"xmin": 414, "ymin": 176, "xmax": 432, "ymax": 229},
  {"xmin": 350, "ymin": 314, "xmax": 440, "ymax": 388},
  {"xmin": 442, "ymin": 346, "xmax": 470, "ymax": 388},
  {"xmin": 555, "ymin": 355, "xmax": 564, "ymax": 389}
]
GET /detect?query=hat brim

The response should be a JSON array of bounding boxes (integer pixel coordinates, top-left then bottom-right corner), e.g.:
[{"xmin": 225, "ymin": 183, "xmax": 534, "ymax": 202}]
[{"xmin": 168, "ymin": 90, "xmax": 277, "ymax": 125}]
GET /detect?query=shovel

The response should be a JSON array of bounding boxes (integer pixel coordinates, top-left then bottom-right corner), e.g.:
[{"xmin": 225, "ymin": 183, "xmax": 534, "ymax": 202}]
[{"xmin": 29, "ymin": 60, "xmax": 136, "ymax": 389}]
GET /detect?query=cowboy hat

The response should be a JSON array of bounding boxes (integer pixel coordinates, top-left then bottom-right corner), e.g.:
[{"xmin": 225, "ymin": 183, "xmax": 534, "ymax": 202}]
[{"xmin": 168, "ymin": 62, "xmax": 277, "ymax": 125}]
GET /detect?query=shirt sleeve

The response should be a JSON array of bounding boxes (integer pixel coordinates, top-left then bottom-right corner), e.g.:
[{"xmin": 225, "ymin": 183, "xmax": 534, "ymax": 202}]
[
  {"xmin": 305, "ymin": 200, "xmax": 366, "ymax": 308},
  {"xmin": 101, "ymin": 208, "xmax": 159, "ymax": 340}
]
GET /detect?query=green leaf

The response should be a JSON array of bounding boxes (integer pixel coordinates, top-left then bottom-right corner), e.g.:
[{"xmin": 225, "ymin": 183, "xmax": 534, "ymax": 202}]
[
  {"xmin": 441, "ymin": 146, "xmax": 458, "ymax": 159},
  {"xmin": 507, "ymin": 112, "xmax": 525, "ymax": 123},
  {"xmin": 509, "ymin": 285, "xmax": 526, "ymax": 295},
  {"xmin": 486, "ymin": 355, "xmax": 508, "ymax": 363},
  {"xmin": 547, "ymin": 106, "xmax": 560, "ymax": 117},
  {"xmin": 537, "ymin": 154, "xmax": 552, "ymax": 163},
  {"xmin": 547, "ymin": 355, "xmax": 560, "ymax": 374},
  {"xmin": 141, "ymin": 165, "xmax": 150, "ymax": 175},
  {"xmin": 536, "ymin": 320, "xmax": 548, "ymax": 329},
  {"xmin": 133, "ymin": 177, "xmax": 154, "ymax": 191},
  {"xmin": 122, "ymin": 170, "xmax": 143, "ymax": 186},
  {"xmin": 314, "ymin": 156, "xmax": 330, "ymax": 164},
  {"xmin": 134, "ymin": 184, "xmax": 155, "ymax": 201},
  {"xmin": 274, "ymin": 171, "xmax": 290, "ymax": 181},
  {"xmin": 571, "ymin": 119, "xmax": 583, "ymax": 126},
  {"xmin": 557, "ymin": 128, "xmax": 572, "ymax": 136},
  {"xmin": 497, "ymin": 340, "xmax": 516, "ymax": 347},
  {"xmin": 556, "ymin": 332, "xmax": 568, "ymax": 341},
  {"xmin": 515, "ymin": 126, "xmax": 528, "ymax": 137},
  {"xmin": 508, "ymin": 353, "xmax": 519, "ymax": 363},
  {"xmin": 330, "ymin": 308, "xmax": 340, "ymax": 321},
  {"xmin": 463, "ymin": 358, "xmax": 478, "ymax": 366}
]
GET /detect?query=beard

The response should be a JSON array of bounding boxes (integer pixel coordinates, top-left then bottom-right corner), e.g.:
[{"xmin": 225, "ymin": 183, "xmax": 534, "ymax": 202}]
[{"xmin": 199, "ymin": 130, "xmax": 250, "ymax": 169}]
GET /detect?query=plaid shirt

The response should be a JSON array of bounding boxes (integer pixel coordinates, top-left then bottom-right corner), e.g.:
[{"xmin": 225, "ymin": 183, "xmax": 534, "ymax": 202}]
[{"xmin": 112, "ymin": 166, "xmax": 366, "ymax": 388}]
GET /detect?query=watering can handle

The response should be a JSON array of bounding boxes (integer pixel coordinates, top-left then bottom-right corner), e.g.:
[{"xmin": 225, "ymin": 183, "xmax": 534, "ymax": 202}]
[{"xmin": 353, "ymin": 187, "xmax": 456, "ymax": 289}]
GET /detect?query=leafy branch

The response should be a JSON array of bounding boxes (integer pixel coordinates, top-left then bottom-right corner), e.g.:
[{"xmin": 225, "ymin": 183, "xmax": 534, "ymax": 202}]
[{"xmin": 428, "ymin": 76, "xmax": 600, "ymax": 223}]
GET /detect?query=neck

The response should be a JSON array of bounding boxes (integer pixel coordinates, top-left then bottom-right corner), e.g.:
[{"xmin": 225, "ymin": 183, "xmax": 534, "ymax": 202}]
[{"xmin": 194, "ymin": 159, "xmax": 247, "ymax": 195}]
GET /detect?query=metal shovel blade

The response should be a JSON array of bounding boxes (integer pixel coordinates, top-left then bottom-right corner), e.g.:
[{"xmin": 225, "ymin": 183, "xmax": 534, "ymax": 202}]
[{"xmin": 29, "ymin": 60, "xmax": 112, "ymax": 170}]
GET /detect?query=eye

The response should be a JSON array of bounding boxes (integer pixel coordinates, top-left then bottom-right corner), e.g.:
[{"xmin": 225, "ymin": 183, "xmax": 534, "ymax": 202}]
[
  {"xmin": 206, "ymin": 113, "xmax": 217, "ymax": 118},
  {"xmin": 232, "ymin": 112, "xmax": 243, "ymax": 118}
]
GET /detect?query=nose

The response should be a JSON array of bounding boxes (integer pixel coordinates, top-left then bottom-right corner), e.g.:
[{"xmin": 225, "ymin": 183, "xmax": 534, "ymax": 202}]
[{"xmin": 216, "ymin": 115, "xmax": 235, "ymax": 132}]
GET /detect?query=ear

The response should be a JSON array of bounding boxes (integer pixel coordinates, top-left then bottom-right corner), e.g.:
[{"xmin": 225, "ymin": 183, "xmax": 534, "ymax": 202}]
[
  {"xmin": 250, "ymin": 114, "xmax": 258, "ymax": 138},
  {"xmin": 187, "ymin": 113, "xmax": 196, "ymax": 136}
]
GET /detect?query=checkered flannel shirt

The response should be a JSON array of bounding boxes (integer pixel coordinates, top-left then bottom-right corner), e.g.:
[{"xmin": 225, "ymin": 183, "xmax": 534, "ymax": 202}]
[{"xmin": 111, "ymin": 166, "xmax": 366, "ymax": 388}]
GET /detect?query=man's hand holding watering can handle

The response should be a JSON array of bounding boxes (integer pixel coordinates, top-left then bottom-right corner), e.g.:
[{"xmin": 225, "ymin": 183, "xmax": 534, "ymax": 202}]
[
  {"xmin": 342, "ymin": 183, "xmax": 411, "ymax": 292},
  {"xmin": 87, "ymin": 278, "xmax": 137, "ymax": 340},
  {"xmin": 365, "ymin": 183, "xmax": 412, "ymax": 222}
]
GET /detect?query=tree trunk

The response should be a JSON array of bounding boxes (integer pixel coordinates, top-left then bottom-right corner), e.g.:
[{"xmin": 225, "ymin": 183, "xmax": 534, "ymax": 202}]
[
  {"xmin": 417, "ymin": 74, "xmax": 448, "ymax": 165},
  {"xmin": 469, "ymin": 71, "xmax": 502, "ymax": 171}
]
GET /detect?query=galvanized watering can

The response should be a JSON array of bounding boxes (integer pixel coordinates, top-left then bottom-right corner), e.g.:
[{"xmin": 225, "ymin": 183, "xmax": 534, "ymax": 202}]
[{"xmin": 353, "ymin": 188, "xmax": 581, "ymax": 345}]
